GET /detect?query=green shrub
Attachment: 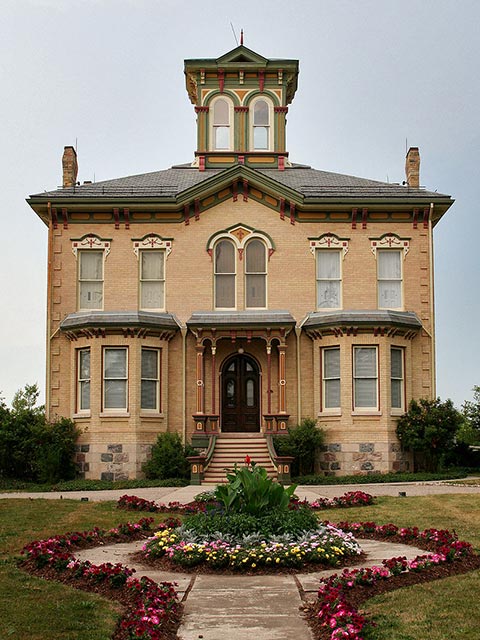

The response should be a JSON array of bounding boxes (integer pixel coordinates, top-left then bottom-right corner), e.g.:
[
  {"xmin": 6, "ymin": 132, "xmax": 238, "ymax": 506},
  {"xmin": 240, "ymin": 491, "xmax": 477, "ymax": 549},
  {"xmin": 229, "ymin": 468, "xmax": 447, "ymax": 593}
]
[
  {"xmin": 142, "ymin": 432, "xmax": 194, "ymax": 480},
  {"xmin": 294, "ymin": 470, "xmax": 467, "ymax": 484},
  {"xmin": 183, "ymin": 506, "xmax": 318, "ymax": 539},
  {"xmin": 214, "ymin": 460, "xmax": 297, "ymax": 516},
  {"xmin": 273, "ymin": 418, "xmax": 325, "ymax": 476}
]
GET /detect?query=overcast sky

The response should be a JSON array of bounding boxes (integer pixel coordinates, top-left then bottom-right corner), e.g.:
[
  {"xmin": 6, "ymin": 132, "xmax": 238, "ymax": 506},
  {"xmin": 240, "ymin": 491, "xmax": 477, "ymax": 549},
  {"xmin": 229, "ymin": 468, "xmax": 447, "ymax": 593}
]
[{"xmin": 1, "ymin": 0, "xmax": 478, "ymax": 408}]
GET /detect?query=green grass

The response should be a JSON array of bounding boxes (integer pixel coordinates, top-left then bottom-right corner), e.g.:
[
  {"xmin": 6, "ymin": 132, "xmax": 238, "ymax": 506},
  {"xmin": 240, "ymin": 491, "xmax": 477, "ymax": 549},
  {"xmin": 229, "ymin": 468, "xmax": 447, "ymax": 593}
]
[
  {"xmin": 0, "ymin": 477, "xmax": 188, "ymax": 492},
  {"xmin": 0, "ymin": 499, "xmax": 174, "ymax": 640},
  {"xmin": 323, "ymin": 495, "xmax": 480, "ymax": 639}
]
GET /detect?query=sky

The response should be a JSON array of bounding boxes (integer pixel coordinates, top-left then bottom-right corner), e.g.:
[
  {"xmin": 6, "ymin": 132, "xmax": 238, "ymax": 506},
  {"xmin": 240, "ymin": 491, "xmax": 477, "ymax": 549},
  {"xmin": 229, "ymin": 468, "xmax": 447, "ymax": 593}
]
[{"xmin": 1, "ymin": 0, "xmax": 478, "ymax": 409}]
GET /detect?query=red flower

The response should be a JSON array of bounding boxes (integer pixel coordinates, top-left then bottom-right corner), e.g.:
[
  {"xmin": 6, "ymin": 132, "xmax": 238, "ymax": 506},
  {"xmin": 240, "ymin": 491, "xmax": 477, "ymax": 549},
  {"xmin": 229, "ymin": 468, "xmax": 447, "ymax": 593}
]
[{"xmin": 244, "ymin": 455, "xmax": 251, "ymax": 465}]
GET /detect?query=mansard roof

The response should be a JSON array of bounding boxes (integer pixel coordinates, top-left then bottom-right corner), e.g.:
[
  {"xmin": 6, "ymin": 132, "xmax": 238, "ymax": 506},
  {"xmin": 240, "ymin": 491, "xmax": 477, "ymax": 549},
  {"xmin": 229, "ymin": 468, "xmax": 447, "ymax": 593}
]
[{"xmin": 29, "ymin": 162, "xmax": 452, "ymax": 203}]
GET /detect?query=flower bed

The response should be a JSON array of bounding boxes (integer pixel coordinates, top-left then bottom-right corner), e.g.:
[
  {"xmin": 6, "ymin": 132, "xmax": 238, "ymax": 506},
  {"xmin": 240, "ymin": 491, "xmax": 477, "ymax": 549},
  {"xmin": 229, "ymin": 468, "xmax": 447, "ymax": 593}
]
[
  {"xmin": 142, "ymin": 523, "xmax": 363, "ymax": 572},
  {"xmin": 117, "ymin": 490, "xmax": 374, "ymax": 514},
  {"xmin": 20, "ymin": 517, "xmax": 182, "ymax": 640},
  {"xmin": 305, "ymin": 522, "xmax": 480, "ymax": 640}
]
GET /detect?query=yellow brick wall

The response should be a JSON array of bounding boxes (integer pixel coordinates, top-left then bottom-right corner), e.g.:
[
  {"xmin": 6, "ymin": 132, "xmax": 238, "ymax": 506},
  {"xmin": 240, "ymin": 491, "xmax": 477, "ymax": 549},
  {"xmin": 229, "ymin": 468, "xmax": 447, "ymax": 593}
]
[{"xmin": 46, "ymin": 198, "xmax": 432, "ymax": 478}]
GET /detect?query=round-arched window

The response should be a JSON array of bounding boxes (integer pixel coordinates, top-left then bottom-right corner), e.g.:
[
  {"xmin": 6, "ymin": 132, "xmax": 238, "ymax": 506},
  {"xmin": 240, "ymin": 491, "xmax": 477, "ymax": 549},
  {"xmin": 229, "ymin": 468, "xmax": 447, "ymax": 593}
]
[
  {"xmin": 213, "ymin": 99, "xmax": 231, "ymax": 150},
  {"xmin": 252, "ymin": 99, "xmax": 270, "ymax": 150},
  {"xmin": 214, "ymin": 240, "xmax": 236, "ymax": 308},
  {"xmin": 245, "ymin": 239, "xmax": 267, "ymax": 308}
]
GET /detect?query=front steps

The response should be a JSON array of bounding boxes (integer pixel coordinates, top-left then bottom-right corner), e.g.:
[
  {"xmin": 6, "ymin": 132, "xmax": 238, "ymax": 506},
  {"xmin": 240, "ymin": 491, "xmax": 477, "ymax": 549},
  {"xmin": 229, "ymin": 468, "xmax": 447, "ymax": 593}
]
[{"xmin": 202, "ymin": 433, "xmax": 277, "ymax": 485}]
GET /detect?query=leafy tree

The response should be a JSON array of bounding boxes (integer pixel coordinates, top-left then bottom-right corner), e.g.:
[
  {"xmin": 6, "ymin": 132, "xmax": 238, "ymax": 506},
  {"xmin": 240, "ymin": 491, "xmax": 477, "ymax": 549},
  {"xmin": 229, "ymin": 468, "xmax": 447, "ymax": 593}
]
[
  {"xmin": 273, "ymin": 418, "xmax": 325, "ymax": 476},
  {"xmin": 462, "ymin": 386, "xmax": 480, "ymax": 443},
  {"xmin": 11, "ymin": 383, "xmax": 44, "ymax": 416},
  {"xmin": 396, "ymin": 398, "xmax": 464, "ymax": 472}
]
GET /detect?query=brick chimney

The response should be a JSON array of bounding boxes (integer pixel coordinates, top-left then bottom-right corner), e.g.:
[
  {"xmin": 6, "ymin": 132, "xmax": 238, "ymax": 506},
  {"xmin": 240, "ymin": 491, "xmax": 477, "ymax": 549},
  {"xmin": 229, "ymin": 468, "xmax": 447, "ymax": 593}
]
[
  {"xmin": 405, "ymin": 146, "xmax": 420, "ymax": 188},
  {"xmin": 62, "ymin": 146, "xmax": 78, "ymax": 188}
]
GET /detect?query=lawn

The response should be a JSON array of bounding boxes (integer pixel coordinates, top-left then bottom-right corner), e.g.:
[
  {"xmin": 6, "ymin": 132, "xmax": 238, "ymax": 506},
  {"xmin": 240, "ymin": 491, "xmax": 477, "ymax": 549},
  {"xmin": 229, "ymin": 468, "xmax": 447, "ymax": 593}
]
[
  {"xmin": 1, "ymin": 494, "xmax": 479, "ymax": 639},
  {"xmin": 0, "ymin": 499, "xmax": 172, "ymax": 640}
]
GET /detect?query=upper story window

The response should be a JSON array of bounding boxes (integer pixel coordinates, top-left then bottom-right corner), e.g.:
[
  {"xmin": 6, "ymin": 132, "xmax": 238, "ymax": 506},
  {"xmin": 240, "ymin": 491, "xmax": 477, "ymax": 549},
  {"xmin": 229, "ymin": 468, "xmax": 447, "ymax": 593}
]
[
  {"xmin": 316, "ymin": 250, "xmax": 341, "ymax": 309},
  {"xmin": 353, "ymin": 346, "xmax": 378, "ymax": 411},
  {"xmin": 214, "ymin": 240, "xmax": 236, "ymax": 308},
  {"xmin": 377, "ymin": 250, "xmax": 402, "ymax": 309},
  {"xmin": 140, "ymin": 250, "xmax": 165, "ymax": 310},
  {"xmin": 72, "ymin": 234, "xmax": 111, "ymax": 311},
  {"xmin": 252, "ymin": 99, "xmax": 270, "ymax": 150},
  {"xmin": 245, "ymin": 239, "xmax": 267, "ymax": 308},
  {"xmin": 212, "ymin": 98, "xmax": 232, "ymax": 150},
  {"xmin": 78, "ymin": 250, "xmax": 104, "ymax": 310}
]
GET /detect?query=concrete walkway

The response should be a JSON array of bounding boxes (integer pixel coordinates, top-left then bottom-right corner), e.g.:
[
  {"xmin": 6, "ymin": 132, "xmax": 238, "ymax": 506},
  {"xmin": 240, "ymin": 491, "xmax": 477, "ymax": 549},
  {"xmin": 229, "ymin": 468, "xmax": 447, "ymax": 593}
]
[
  {"xmin": 75, "ymin": 537, "xmax": 426, "ymax": 640},
  {"xmin": 1, "ymin": 479, "xmax": 480, "ymax": 504}
]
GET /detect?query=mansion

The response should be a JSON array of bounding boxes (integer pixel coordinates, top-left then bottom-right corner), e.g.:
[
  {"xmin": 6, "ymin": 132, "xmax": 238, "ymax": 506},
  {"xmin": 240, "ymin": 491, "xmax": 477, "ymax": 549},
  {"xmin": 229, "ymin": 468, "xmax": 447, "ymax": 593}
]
[{"xmin": 28, "ymin": 44, "xmax": 453, "ymax": 481}]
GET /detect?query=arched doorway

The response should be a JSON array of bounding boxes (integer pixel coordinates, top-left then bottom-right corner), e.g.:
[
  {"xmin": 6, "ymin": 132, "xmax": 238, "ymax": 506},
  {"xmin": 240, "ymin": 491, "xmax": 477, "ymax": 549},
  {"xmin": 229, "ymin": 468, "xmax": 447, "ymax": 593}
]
[{"xmin": 221, "ymin": 354, "xmax": 260, "ymax": 432}]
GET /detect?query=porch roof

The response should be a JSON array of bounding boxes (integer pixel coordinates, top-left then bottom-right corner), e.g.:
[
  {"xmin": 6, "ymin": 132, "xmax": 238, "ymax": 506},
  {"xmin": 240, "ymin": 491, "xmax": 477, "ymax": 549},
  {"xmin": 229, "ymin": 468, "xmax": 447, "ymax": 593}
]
[
  {"xmin": 187, "ymin": 310, "xmax": 296, "ymax": 328},
  {"xmin": 302, "ymin": 309, "xmax": 422, "ymax": 330}
]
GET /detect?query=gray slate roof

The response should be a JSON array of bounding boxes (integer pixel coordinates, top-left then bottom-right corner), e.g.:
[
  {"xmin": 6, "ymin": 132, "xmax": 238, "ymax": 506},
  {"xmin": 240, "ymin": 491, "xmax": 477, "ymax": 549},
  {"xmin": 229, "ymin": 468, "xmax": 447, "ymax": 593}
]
[
  {"xmin": 30, "ymin": 163, "xmax": 450, "ymax": 201},
  {"xmin": 187, "ymin": 310, "xmax": 296, "ymax": 327},
  {"xmin": 60, "ymin": 311, "xmax": 180, "ymax": 331},
  {"xmin": 303, "ymin": 310, "xmax": 422, "ymax": 329}
]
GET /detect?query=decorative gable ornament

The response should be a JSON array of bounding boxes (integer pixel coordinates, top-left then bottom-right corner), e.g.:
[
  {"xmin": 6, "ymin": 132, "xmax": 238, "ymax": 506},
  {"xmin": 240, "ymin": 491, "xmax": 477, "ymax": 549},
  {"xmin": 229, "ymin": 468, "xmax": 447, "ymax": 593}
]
[
  {"xmin": 132, "ymin": 234, "xmax": 173, "ymax": 258},
  {"xmin": 71, "ymin": 234, "xmax": 111, "ymax": 258},
  {"xmin": 370, "ymin": 233, "xmax": 410, "ymax": 257},
  {"xmin": 309, "ymin": 233, "xmax": 349, "ymax": 257}
]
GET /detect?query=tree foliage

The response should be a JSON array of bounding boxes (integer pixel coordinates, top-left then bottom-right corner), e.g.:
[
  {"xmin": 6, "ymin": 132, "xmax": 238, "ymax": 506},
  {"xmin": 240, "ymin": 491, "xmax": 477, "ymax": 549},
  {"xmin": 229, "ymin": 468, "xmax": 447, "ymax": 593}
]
[
  {"xmin": 396, "ymin": 397, "xmax": 464, "ymax": 472},
  {"xmin": 461, "ymin": 386, "xmax": 480, "ymax": 444},
  {"xmin": 0, "ymin": 384, "xmax": 79, "ymax": 482}
]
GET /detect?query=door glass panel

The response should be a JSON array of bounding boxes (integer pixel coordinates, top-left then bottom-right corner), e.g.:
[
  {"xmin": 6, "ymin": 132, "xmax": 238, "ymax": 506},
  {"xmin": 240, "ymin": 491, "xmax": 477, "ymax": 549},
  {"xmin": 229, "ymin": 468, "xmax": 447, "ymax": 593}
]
[
  {"xmin": 246, "ymin": 379, "xmax": 254, "ymax": 407},
  {"xmin": 226, "ymin": 380, "xmax": 235, "ymax": 406},
  {"xmin": 246, "ymin": 362, "xmax": 253, "ymax": 372},
  {"xmin": 227, "ymin": 361, "xmax": 235, "ymax": 372}
]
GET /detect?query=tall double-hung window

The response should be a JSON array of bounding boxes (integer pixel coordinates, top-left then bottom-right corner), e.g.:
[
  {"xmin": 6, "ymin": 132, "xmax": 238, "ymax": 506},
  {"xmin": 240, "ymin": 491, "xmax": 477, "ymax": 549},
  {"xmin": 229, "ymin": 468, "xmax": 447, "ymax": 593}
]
[
  {"xmin": 377, "ymin": 250, "xmax": 402, "ymax": 309},
  {"xmin": 103, "ymin": 348, "xmax": 128, "ymax": 411},
  {"xmin": 140, "ymin": 250, "xmax": 165, "ymax": 310},
  {"xmin": 316, "ymin": 250, "xmax": 341, "ymax": 309},
  {"xmin": 252, "ymin": 99, "xmax": 270, "ymax": 150},
  {"xmin": 353, "ymin": 346, "xmax": 378, "ymax": 411},
  {"xmin": 245, "ymin": 240, "xmax": 267, "ymax": 308},
  {"xmin": 214, "ymin": 240, "xmax": 236, "ymax": 308},
  {"xmin": 322, "ymin": 347, "xmax": 340, "ymax": 411},
  {"xmin": 391, "ymin": 347, "xmax": 405, "ymax": 411},
  {"xmin": 212, "ymin": 98, "xmax": 231, "ymax": 150},
  {"xmin": 77, "ymin": 348, "xmax": 90, "ymax": 413},
  {"xmin": 141, "ymin": 348, "xmax": 161, "ymax": 412},
  {"xmin": 78, "ymin": 250, "xmax": 104, "ymax": 310}
]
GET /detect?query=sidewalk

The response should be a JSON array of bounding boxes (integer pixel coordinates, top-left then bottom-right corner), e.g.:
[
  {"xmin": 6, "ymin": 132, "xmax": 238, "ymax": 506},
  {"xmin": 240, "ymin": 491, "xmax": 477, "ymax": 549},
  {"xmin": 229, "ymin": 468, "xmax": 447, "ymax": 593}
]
[
  {"xmin": 1, "ymin": 480, "xmax": 479, "ymax": 504},
  {"xmin": 75, "ymin": 537, "xmax": 426, "ymax": 640}
]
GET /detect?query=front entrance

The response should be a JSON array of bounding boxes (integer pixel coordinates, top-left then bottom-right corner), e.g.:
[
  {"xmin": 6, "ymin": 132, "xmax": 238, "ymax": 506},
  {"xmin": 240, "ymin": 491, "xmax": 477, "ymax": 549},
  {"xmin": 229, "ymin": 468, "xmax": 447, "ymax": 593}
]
[{"xmin": 221, "ymin": 354, "xmax": 260, "ymax": 432}]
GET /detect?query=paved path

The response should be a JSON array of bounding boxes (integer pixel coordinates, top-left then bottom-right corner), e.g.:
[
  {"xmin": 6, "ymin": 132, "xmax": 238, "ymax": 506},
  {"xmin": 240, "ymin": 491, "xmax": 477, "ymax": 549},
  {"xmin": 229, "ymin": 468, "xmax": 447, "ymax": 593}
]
[
  {"xmin": 1, "ymin": 480, "xmax": 480, "ymax": 504},
  {"xmin": 75, "ymin": 537, "xmax": 426, "ymax": 640}
]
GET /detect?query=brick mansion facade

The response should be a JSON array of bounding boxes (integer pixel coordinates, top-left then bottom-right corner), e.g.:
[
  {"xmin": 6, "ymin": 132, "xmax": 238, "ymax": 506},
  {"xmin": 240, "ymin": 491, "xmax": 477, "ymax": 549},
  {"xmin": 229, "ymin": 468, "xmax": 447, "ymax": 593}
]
[{"xmin": 28, "ymin": 44, "xmax": 453, "ymax": 481}]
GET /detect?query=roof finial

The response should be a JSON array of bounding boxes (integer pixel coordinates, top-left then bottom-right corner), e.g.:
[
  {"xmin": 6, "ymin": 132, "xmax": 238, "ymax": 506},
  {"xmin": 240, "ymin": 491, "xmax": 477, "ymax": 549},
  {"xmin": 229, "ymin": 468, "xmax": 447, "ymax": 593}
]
[{"xmin": 240, "ymin": 29, "xmax": 244, "ymax": 45}]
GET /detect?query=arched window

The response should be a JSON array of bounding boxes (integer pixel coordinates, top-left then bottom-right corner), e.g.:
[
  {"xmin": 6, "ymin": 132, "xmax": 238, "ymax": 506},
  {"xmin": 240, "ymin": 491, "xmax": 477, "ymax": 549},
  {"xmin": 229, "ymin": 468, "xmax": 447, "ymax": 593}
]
[
  {"xmin": 252, "ymin": 99, "xmax": 270, "ymax": 150},
  {"xmin": 245, "ymin": 239, "xmax": 267, "ymax": 308},
  {"xmin": 214, "ymin": 240, "xmax": 236, "ymax": 308},
  {"xmin": 212, "ymin": 98, "xmax": 231, "ymax": 150}
]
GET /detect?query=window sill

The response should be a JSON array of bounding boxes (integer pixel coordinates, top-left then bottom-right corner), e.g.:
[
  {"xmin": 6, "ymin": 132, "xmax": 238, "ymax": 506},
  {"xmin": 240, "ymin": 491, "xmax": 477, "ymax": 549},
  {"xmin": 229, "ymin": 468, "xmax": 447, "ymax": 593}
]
[
  {"xmin": 318, "ymin": 410, "xmax": 342, "ymax": 417},
  {"xmin": 351, "ymin": 410, "xmax": 382, "ymax": 417},
  {"xmin": 390, "ymin": 409, "xmax": 404, "ymax": 417},
  {"xmin": 140, "ymin": 412, "xmax": 165, "ymax": 419},
  {"xmin": 99, "ymin": 412, "xmax": 130, "ymax": 418},
  {"xmin": 73, "ymin": 412, "xmax": 91, "ymax": 419}
]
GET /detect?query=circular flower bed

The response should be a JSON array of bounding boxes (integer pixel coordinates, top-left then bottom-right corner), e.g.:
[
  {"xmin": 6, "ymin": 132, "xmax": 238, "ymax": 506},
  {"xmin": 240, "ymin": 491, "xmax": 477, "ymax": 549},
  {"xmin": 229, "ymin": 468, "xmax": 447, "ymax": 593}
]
[{"xmin": 142, "ymin": 523, "xmax": 363, "ymax": 571}]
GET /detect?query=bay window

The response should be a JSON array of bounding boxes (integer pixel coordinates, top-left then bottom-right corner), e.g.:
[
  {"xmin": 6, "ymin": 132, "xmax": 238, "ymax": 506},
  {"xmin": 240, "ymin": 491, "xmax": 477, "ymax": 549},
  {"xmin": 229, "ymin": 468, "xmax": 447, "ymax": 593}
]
[
  {"xmin": 103, "ymin": 348, "xmax": 128, "ymax": 411},
  {"xmin": 141, "ymin": 348, "xmax": 161, "ymax": 411},
  {"xmin": 322, "ymin": 347, "xmax": 340, "ymax": 411},
  {"xmin": 77, "ymin": 348, "xmax": 90, "ymax": 413},
  {"xmin": 353, "ymin": 346, "xmax": 378, "ymax": 411}
]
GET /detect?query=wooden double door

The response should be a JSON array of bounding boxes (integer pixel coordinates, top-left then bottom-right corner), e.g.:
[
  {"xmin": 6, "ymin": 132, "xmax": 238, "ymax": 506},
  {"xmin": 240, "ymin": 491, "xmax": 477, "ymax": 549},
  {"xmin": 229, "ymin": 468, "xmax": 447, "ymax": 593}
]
[{"xmin": 221, "ymin": 354, "xmax": 260, "ymax": 432}]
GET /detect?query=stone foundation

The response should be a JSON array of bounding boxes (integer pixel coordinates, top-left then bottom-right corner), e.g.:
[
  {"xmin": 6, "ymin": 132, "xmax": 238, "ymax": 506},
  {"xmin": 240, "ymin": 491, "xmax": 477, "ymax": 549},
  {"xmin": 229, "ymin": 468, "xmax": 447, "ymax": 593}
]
[{"xmin": 74, "ymin": 442, "xmax": 153, "ymax": 480}]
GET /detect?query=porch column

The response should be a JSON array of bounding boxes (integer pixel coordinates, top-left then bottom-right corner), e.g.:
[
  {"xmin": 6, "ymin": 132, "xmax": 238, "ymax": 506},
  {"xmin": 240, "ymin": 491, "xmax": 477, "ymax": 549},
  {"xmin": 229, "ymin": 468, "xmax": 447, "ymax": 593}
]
[
  {"xmin": 278, "ymin": 344, "xmax": 287, "ymax": 413},
  {"xmin": 195, "ymin": 344, "xmax": 205, "ymax": 414},
  {"xmin": 211, "ymin": 344, "xmax": 216, "ymax": 414},
  {"xmin": 266, "ymin": 344, "xmax": 272, "ymax": 414}
]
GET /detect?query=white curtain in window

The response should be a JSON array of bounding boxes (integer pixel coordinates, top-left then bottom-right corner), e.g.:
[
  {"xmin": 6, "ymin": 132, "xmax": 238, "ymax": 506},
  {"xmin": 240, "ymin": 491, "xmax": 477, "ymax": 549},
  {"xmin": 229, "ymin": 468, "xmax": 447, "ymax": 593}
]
[
  {"xmin": 253, "ymin": 100, "xmax": 269, "ymax": 149},
  {"xmin": 141, "ymin": 251, "xmax": 164, "ymax": 309},
  {"xmin": 79, "ymin": 251, "xmax": 103, "ymax": 309},
  {"xmin": 391, "ymin": 348, "xmax": 403, "ymax": 409},
  {"xmin": 378, "ymin": 251, "xmax": 401, "ymax": 308},
  {"xmin": 214, "ymin": 99, "xmax": 230, "ymax": 150},
  {"xmin": 80, "ymin": 251, "xmax": 103, "ymax": 280},
  {"xmin": 317, "ymin": 251, "xmax": 340, "ymax": 308},
  {"xmin": 78, "ymin": 350, "xmax": 90, "ymax": 411}
]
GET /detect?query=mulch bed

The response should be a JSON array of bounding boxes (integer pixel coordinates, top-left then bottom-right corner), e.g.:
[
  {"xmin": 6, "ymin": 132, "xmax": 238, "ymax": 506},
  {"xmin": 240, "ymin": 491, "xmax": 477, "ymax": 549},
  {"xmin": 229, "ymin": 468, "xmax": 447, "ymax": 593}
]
[{"xmin": 302, "ymin": 535, "xmax": 480, "ymax": 640}]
